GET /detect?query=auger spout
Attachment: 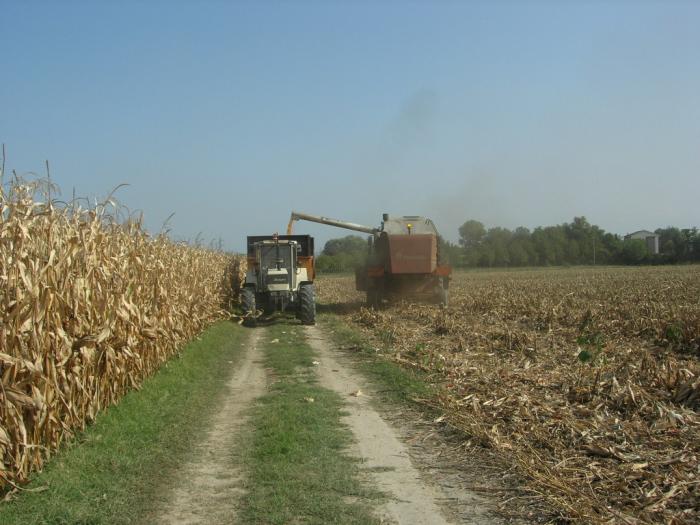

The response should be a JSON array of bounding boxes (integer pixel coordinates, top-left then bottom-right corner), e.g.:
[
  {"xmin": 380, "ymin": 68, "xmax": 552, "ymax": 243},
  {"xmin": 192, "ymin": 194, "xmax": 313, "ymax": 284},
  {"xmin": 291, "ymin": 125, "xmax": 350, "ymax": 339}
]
[{"xmin": 286, "ymin": 211, "xmax": 379, "ymax": 236}]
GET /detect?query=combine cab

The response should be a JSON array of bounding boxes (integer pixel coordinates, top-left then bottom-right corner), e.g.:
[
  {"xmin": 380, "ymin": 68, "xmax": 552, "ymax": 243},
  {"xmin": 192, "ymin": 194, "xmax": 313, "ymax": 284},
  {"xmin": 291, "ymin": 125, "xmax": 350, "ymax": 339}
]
[
  {"xmin": 242, "ymin": 234, "xmax": 316, "ymax": 325},
  {"xmin": 287, "ymin": 212, "xmax": 451, "ymax": 307}
]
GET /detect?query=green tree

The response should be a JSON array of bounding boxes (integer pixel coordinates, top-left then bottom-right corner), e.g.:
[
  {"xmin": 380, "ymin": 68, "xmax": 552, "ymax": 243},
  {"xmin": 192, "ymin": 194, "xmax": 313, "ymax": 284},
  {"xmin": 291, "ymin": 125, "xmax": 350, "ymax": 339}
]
[
  {"xmin": 655, "ymin": 227, "xmax": 684, "ymax": 262},
  {"xmin": 322, "ymin": 235, "xmax": 367, "ymax": 257},
  {"xmin": 600, "ymin": 233, "xmax": 623, "ymax": 263},
  {"xmin": 458, "ymin": 220, "xmax": 486, "ymax": 249},
  {"xmin": 532, "ymin": 226, "xmax": 567, "ymax": 265},
  {"xmin": 437, "ymin": 236, "xmax": 462, "ymax": 266},
  {"xmin": 508, "ymin": 240, "xmax": 529, "ymax": 266},
  {"xmin": 455, "ymin": 217, "xmax": 694, "ymax": 268},
  {"xmin": 566, "ymin": 239, "xmax": 581, "ymax": 264},
  {"xmin": 478, "ymin": 245, "xmax": 495, "ymax": 267},
  {"xmin": 621, "ymin": 238, "xmax": 649, "ymax": 264},
  {"xmin": 485, "ymin": 227, "xmax": 512, "ymax": 266},
  {"xmin": 316, "ymin": 235, "xmax": 368, "ymax": 273},
  {"xmin": 688, "ymin": 228, "xmax": 700, "ymax": 262}
]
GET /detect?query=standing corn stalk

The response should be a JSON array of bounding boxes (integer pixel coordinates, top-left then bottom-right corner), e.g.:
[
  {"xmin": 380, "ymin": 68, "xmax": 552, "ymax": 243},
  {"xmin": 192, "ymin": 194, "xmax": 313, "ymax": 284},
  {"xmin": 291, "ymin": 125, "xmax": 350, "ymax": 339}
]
[{"xmin": 0, "ymin": 177, "xmax": 240, "ymax": 490}]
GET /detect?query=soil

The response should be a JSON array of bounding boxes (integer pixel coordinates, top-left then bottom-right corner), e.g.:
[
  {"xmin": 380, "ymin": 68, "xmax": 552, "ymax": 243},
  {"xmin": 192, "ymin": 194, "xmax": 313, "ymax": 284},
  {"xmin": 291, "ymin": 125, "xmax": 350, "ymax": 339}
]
[{"xmin": 153, "ymin": 330, "xmax": 266, "ymax": 525}]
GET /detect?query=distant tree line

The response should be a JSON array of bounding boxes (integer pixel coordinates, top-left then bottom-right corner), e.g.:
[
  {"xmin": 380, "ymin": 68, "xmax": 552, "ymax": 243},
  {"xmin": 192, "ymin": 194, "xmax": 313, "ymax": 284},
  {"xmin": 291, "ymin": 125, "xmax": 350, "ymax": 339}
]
[
  {"xmin": 315, "ymin": 235, "xmax": 367, "ymax": 273},
  {"xmin": 442, "ymin": 217, "xmax": 700, "ymax": 267},
  {"xmin": 315, "ymin": 218, "xmax": 699, "ymax": 272}
]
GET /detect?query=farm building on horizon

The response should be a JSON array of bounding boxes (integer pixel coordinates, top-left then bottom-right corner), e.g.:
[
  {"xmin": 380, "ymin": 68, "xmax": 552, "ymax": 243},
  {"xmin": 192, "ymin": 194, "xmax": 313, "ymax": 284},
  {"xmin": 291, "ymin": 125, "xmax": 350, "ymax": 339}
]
[{"xmin": 625, "ymin": 230, "xmax": 659, "ymax": 254}]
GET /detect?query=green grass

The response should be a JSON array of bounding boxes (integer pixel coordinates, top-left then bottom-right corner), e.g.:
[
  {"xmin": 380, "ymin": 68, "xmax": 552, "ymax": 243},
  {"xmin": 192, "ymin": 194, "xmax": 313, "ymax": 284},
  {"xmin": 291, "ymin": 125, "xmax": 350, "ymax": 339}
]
[
  {"xmin": 240, "ymin": 323, "xmax": 381, "ymax": 525},
  {"xmin": 319, "ymin": 313, "xmax": 432, "ymax": 407},
  {"xmin": 0, "ymin": 321, "xmax": 249, "ymax": 525}
]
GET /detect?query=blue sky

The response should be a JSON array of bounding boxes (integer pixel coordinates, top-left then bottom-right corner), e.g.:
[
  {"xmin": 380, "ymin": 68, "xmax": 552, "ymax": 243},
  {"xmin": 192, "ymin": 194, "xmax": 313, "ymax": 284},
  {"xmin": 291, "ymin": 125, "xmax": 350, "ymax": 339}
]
[{"xmin": 2, "ymin": 1, "xmax": 699, "ymax": 251}]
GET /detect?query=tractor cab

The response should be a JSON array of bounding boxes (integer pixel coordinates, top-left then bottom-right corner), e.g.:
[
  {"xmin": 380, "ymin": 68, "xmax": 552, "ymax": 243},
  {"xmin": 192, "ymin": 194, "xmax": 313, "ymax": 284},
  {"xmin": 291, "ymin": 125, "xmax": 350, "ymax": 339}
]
[{"xmin": 242, "ymin": 234, "xmax": 316, "ymax": 325}]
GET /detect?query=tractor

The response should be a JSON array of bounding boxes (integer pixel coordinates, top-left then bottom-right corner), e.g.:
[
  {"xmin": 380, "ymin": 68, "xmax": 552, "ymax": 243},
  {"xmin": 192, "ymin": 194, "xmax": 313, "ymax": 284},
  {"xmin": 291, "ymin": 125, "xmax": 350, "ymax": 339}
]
[{"xmin": 241, "ymin": 234, "xmax": 316, "ymax": 325}]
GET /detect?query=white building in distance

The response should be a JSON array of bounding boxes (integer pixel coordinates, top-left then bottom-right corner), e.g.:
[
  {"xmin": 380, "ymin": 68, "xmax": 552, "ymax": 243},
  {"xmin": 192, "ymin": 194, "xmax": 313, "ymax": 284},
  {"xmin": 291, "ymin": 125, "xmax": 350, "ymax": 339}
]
[{"xmin": 625, "ymin": 230, "xmax": 660, "ymax": 254}]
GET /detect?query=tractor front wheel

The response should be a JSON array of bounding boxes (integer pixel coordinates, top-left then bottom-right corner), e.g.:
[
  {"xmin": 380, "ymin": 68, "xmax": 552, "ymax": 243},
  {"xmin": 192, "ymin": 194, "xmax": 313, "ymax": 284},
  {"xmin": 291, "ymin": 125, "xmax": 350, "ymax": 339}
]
[{"xmin": 299, "ymin": 284, "xmax": 316, "ymax": 325}]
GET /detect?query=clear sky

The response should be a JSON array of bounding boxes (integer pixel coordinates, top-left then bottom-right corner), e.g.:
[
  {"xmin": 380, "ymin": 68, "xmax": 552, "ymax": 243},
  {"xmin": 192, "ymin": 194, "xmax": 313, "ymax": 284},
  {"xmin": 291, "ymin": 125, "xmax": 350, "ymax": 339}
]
[{"xmin": 2, "ymin": 0, "xmax": 699, "ymax": 251}]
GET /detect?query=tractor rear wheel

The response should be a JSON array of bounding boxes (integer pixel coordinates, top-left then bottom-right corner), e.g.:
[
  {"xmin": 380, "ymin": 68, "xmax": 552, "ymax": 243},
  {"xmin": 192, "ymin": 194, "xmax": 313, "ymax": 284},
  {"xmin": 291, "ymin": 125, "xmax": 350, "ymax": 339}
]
[
  {"xmin": 241, "ymin": 287, "xmax": 257, "ymax": 326},
  {"xmin": 299, "ymin": 284, "xmax": 316, "ymax": 325}
]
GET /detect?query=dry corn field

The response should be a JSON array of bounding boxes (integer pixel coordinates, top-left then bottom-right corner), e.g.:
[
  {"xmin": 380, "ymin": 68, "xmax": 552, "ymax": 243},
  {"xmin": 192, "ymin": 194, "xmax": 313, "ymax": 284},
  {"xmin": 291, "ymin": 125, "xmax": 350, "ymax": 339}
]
[
  {"xmin": 0, "ymin": 179, "xmax": 240, "ymax": 491},
  {"xmin": 316, "ymin": 266, "xmax": 700, "ymax": 524}
]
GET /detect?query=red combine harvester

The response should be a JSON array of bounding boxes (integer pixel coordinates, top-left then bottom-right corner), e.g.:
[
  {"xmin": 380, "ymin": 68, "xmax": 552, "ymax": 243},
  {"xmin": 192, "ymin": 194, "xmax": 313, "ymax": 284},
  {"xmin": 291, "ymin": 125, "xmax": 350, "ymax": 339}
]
[{"xmin": 287, "ymin": 211, "xmax": 451, "ymax": 306}]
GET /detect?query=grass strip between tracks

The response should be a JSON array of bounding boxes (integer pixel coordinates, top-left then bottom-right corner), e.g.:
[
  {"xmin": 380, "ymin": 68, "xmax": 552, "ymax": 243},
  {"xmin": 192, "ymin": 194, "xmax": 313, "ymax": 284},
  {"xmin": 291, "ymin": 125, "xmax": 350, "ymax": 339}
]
[
  {"xmin": 0, "ymin": 320, "xmax": 249, "ymax": 525},
  {"xmin": 240, "ymin": 321, "xmax": 382, "ymax": 525}
]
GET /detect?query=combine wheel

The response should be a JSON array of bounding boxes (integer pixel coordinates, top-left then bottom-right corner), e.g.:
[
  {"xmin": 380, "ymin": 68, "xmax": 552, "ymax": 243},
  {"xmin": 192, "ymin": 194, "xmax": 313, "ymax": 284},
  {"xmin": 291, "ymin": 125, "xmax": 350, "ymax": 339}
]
[
  {"xmin": 434, "ymin": 277, "xmax": 449, "ymax": 307},
  {"xmin": 241, "ymin": 287, "xmax": 257, "ymax": 326},
  {"xmin": 366, "ymin": 289, "xmax": 380, "ymax": 309},
  {"xmin": 367, "ymin": 278, "xmax": 385, "ymax": 309},
  {"xmin": 299, "ymin": 283, "xmax": 316, "ymax": 325},
  {"xmin": 442, "ymin": 276, "xmax": 450, "ymax": 307},
  {"xmin": 437, "ymin": 286, "xmax": 449, "ymax": 307}
]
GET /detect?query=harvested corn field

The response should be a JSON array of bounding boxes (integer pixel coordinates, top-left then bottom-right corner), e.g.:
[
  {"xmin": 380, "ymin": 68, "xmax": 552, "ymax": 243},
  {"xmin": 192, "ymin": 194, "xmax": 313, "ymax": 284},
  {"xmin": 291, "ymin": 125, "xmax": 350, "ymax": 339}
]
[
  {"xmin": 0, "ymin": 179, "xmax": 240, "ymax": 490},
  {"xmin": 316, "ymin": 266, "xmax": 700, "ymax": 524}
]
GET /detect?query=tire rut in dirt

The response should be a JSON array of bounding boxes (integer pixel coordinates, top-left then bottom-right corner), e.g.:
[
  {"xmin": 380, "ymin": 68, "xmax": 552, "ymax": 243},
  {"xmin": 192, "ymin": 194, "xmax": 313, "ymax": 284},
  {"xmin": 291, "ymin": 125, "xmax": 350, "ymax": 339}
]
[
  {"xmin": 153, "ymin": 330, "xmax": 266, "ymax": 525},
  {"xmin": 305, "ymin": 324, "xmax": 499, "ymax": 525}
]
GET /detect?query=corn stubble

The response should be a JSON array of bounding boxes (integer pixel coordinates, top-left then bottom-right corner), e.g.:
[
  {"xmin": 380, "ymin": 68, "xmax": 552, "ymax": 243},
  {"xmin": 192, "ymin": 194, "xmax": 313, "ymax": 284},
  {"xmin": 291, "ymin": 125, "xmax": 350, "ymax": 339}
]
[
  {"xmin": 0, "ymin": 179, "xmax": 241, "ymax": 491},
  {"xmin": 318, "ymin": 267, "xmax": 699, "ymax": 524}
]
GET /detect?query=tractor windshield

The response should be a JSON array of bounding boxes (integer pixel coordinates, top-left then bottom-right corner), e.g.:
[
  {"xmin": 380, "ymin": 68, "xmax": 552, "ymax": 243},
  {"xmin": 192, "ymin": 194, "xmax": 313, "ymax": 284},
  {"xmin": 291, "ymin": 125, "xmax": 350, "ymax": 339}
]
[{"xmin": 259, "ymin": 243, "xmax": 295, "ymax": 270}]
